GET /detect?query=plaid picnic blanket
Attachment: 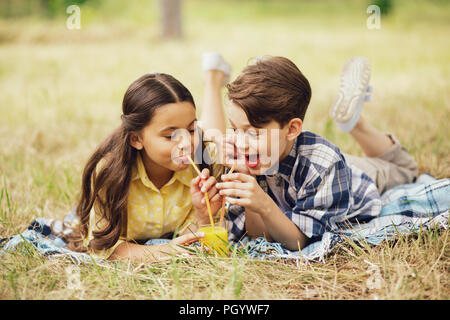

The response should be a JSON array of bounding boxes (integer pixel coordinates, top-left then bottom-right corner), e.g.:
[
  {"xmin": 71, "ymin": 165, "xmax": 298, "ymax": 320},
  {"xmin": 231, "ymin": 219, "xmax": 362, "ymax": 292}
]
[{"xmin": 1, "ymin": 174, "xmax": 449, "ymax": 264}]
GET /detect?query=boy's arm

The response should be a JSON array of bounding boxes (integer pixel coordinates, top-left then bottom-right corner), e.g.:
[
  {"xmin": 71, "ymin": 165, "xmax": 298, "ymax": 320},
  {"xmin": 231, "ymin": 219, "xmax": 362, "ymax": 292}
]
[
  {"xmin": 219, "ymin": 159, "xmax": 355, "ymax": 250},
  {"xmin": 245, "ymin": 209, "xmax": 273, "ymax": 241},
  {"xmin": 217, "ymin": 173, "xmax": 308, "ymax": 250},
  {"xmin": 252, "ymin": 201, "xmax": 307, "ymax": 250}
]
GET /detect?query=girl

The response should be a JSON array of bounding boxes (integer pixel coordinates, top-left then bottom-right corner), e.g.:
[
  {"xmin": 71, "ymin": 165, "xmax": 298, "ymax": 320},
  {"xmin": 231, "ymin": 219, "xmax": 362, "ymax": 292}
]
[{"xmin": 68, "ymin": 72, "xmax": 224, "ymax": 262}]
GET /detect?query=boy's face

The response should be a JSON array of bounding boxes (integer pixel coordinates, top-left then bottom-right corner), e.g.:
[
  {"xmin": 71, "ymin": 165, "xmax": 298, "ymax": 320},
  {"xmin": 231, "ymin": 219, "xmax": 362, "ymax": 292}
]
[{"xmin": 226, "ymin": 102, "xmax": 301, "ymax": 175}]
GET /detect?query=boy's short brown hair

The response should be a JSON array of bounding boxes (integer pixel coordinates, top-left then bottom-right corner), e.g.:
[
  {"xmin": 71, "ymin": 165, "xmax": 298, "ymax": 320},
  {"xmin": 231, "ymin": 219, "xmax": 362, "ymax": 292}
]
[{"xmin": 226, "ymin": 56, "xmax": 311, "ymax": 128}]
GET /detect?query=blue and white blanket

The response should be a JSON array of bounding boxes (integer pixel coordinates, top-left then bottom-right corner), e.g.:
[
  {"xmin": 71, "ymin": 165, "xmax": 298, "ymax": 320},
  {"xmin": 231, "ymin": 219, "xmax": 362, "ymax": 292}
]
[{"xmin": 1, "ymin": 174, "xmax": 449, "ymax": 264}]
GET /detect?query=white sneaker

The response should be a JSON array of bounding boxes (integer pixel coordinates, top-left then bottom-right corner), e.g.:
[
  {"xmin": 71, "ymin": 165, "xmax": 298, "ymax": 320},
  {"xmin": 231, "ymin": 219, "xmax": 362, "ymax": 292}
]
[
  {"xmin": 330, "ymin": 56, "xmax": 372, "ymax": 133},
  {"xmin": 202, "ymin": 52, "xmax": 232, "ymax": 85}
]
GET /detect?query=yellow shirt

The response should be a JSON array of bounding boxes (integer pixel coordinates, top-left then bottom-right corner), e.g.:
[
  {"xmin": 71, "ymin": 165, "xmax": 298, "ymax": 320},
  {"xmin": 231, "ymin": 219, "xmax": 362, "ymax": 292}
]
[{"xmin": 86, "ymin": 151, "xmax": 197, "ymax": 260}]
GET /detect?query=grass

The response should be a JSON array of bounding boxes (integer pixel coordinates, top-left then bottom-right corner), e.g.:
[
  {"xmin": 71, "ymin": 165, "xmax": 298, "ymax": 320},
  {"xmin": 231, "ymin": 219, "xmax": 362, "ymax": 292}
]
[{"xmin": 0, "ymin": 0, "xmax": 449, "ymax": 299}]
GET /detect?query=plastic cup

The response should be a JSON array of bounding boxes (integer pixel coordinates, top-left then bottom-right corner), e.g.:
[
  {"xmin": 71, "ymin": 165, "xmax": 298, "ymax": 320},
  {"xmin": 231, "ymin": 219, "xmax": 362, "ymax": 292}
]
[{"xmin": 198, "ymin": 225, "xmax": 229, "ymax": 256}]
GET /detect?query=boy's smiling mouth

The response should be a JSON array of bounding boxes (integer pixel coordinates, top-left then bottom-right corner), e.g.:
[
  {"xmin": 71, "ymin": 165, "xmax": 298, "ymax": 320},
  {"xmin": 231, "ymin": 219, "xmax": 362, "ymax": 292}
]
[{"xmin": 245, "ymin": 153, "xmax": 260, "ymax": 168}]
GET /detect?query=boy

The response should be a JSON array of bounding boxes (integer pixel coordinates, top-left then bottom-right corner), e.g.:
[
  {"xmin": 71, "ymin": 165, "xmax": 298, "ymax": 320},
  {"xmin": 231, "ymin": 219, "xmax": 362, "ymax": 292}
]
[{"xmin": 201, "ymin": 54, "xmax": 418, "ymax": 250}]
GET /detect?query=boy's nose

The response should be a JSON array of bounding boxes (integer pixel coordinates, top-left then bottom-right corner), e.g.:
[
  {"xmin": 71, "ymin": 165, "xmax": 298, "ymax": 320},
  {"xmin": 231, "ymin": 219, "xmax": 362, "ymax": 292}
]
[{"xmin": 234, "ymin": 130, "xmax": 249, "ymax": 152}]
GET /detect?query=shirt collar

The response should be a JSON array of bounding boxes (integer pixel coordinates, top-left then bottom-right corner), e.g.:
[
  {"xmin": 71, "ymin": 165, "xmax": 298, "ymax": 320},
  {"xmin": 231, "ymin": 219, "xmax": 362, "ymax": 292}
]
[{"xmin": 132, "ymin": 152, "xmax": 194, "ymax": 191}]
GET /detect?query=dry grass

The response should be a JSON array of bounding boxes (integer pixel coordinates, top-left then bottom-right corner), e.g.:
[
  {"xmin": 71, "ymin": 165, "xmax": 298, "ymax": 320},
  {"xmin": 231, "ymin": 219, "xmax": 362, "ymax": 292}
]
[
  {"xmin": 1, "ymin": 225, "xmax": 448, "ymax": 299},
  {"xmin": 0, "ymin": 0, "xmax": 449, "ymax": 300}
]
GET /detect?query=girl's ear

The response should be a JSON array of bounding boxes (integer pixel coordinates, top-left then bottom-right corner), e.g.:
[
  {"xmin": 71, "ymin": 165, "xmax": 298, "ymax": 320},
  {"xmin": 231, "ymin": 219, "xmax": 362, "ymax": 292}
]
[
  {"xmin": 129, "ymin": 132, "xmax": 144, "ymax": 150},
  {"xmin": 286, "ymin": 118, "xmax": 303, "ymax": 141}
]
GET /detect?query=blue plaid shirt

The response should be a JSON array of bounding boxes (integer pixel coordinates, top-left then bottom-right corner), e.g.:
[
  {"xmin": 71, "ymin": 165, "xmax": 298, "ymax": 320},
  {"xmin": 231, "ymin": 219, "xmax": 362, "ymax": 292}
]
[{"xmin": 226, "ymin": 130, "xmax": 382, "ymax": 243}]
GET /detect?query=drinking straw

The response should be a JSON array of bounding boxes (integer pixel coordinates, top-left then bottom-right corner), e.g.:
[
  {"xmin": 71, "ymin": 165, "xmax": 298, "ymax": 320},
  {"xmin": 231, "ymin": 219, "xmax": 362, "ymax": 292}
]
[
  {"xmin": 187, "ymin": 155, "xmax": 215, "ymax": 228},
  {"xmin": 219, "ymin": 163, "xmax": 235, "ymax": 228}
]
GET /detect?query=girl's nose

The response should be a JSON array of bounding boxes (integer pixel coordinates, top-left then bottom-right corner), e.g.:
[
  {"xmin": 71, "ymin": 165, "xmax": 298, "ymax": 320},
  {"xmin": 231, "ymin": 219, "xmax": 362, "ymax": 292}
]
[{"xmin": 178, "ymin": 132, "xmax": 192, "ymax": 152}]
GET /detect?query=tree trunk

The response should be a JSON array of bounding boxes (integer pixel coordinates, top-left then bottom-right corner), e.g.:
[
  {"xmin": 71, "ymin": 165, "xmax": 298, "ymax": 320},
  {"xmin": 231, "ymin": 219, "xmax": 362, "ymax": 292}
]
[{"xmin": 159, "ymin": 0, "xmax": 182, "ymax": 39}]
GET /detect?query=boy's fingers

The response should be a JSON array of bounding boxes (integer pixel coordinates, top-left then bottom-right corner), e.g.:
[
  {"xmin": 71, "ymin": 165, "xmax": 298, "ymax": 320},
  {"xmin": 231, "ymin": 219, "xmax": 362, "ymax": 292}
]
[
  {"xmin": 225, "ymin": 197, "xmax": 250, "ymax": 206},
  {"xmin": 216, "ymin": 181, "xmax": 250, "ymax": 190},
  {"xmin": 219, "ymin": 188, "xmax": 250, "ymax": 198},
  {"xmin": 221, "ymin": 172, "xmax": 253, "ymax": 182}
]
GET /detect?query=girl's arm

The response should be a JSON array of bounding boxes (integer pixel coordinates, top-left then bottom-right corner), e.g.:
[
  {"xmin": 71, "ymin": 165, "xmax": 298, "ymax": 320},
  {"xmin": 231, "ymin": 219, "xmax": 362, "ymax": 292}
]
[{"xmin": 108, "ymin": 232, "xmax": 204, "ymax": 262}]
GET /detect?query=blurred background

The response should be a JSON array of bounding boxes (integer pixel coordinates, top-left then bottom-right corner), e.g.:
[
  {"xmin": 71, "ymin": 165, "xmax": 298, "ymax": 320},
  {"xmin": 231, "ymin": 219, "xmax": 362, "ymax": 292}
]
[{"xmin": 0, "ymin": 0, "xmax": 449, "ymax": 220}]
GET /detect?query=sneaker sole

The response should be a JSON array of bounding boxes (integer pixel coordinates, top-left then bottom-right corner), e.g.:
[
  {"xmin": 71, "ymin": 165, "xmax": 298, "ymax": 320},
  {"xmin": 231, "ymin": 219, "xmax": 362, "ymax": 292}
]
[{"xmin": 330, "ymin": 56, "xmax": 371, "ymax": 123}]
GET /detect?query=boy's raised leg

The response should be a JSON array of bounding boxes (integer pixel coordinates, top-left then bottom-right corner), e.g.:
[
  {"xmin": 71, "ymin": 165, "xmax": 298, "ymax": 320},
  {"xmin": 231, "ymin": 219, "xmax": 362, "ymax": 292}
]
[
  {"xmin": 331, "ymin": 56, "xmax": 393, "ymax": 157},
  {"xmin": 199, "ymin": 52, "xmax": 231, "ymax": 140},
  {"xmin": 349, "ymin": 117, "xmax": 394, "ymax": 158}
]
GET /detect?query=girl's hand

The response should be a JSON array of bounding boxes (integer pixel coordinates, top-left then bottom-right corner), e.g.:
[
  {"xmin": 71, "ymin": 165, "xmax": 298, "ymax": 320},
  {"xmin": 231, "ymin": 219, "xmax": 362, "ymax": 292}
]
[
  {"xmin": 109, "ymin": 232, "xmax": 205, "ymax": 262},
  {"xmin": 190, "ymin": 168, "xmax": 223, "ymax": 224},
  {"xmin": 159, "ymin": 232, "xmax": 205, "ymax": 258},
  {"xmin": 216, "ymin": 172, "xmax": 274, "ymax": 215}
]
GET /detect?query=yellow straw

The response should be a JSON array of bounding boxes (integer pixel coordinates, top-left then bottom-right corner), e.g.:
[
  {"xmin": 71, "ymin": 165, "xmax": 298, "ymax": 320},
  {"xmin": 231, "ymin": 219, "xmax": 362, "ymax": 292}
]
[
  {"xmin": 187, "ymin": 155, "xmax": 215, "ymax": 228},
  {"xmin": 219, "ymin": 163, "xmax": 235, "ymax": 228}
]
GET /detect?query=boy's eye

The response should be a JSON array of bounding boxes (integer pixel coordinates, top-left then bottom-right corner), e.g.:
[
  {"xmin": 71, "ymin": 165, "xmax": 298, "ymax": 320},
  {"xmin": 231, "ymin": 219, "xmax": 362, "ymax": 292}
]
[{"xmin": 230, "ymin": 127, "xmax": 259, "ymax": 137}]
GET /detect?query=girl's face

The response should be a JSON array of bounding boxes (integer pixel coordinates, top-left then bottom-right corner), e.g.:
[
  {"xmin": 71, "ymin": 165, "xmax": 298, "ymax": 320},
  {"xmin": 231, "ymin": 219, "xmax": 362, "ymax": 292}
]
[{"xmin": 130, "ymin": 101, "xmax": 198, "ymax": 172}]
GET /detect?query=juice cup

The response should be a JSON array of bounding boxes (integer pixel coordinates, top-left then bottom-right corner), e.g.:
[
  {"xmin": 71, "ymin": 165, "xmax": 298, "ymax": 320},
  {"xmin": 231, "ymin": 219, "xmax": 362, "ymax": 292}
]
[{"xmin": 198, "ymin": 225, "xmax": 229, "ymax": 257}]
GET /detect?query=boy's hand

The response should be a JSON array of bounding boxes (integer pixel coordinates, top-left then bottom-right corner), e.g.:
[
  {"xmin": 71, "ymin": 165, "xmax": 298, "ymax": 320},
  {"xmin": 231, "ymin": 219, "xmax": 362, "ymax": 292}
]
[
  {"xmin": 214, "ymin": 134, "xmax": 250, "ymax": 174},
  {"xmin": 216, "ymin": 172, "xmax": 273, "ymax": 215},
  {"xmin": 190, "ymin": 168, "xmax": 223, "ymax": 224}
]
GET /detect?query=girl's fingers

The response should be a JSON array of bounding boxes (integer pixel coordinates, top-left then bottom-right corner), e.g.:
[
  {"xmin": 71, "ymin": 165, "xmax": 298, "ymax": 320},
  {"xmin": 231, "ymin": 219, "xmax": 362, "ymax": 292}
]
[
  {"xmin": 210, "ymin": 193, "xmax": 221, "ymax": 203},
  {"xmin": 173, "ymin": 232, "xmax": 204, "ymax": 245},
  {"xmin": 190, "ymin": 176, "xmax": 201, "ymax": 192},
  {"xmin": 200, "ymin": 176, "xmax": 217, "ymax": 193},
  {"xmin": 200, "ymin": 168, "xmax": 210, "ymax": 180},
  {"xmin": 191, "ymin": 175, "xmax": 200, "ymax": 186},
  {"xmin": 201, "ymin": 185, "xmax": 220, "ymax": 204}
]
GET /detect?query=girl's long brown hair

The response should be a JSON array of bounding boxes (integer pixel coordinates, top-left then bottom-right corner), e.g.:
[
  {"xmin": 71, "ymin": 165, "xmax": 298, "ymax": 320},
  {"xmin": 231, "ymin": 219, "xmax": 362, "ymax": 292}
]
[{"xmin": 68, "ymin": 73, "xmax": 197, "ymax": 252}]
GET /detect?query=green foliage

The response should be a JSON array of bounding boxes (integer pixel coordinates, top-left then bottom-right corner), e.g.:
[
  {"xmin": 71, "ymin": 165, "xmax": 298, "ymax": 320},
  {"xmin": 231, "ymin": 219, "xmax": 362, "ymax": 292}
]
[
  {"xmin": 0, "ymin": 0, "xmax": 96, "ymax": 18},
  {"xmin": 370, "ymin": 0, "xmax": 393, "ymax": 16}
]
